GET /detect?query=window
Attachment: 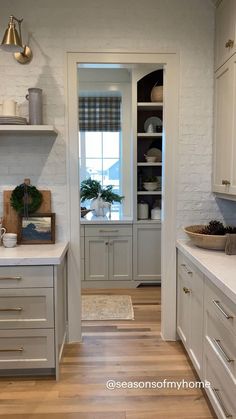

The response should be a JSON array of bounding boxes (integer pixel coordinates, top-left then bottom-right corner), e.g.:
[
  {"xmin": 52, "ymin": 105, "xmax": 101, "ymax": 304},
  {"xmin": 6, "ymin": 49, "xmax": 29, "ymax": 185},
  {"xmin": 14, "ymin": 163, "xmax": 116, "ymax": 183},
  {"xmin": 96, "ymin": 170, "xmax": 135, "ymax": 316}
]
[{"xmin": 79, "ymin": 96, "xmax": 122, "ymax": 211}]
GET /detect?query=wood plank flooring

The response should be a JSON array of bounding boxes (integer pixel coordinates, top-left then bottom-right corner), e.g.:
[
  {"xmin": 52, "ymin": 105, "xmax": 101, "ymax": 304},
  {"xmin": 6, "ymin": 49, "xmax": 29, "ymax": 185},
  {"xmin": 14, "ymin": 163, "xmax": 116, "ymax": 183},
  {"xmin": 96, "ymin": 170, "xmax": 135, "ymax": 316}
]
[{"xmin": 0, "ymin": 286, "xmax": 216, "ymax": 419}]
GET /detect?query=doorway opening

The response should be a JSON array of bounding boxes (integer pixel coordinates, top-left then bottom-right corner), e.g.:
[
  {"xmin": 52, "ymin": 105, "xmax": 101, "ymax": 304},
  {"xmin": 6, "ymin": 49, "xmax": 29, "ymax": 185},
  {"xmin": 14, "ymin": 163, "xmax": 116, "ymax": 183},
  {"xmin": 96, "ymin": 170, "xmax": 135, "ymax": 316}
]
[{"xmin": 66, "ymin": 52, "xmax": 179, "ymax": 342}]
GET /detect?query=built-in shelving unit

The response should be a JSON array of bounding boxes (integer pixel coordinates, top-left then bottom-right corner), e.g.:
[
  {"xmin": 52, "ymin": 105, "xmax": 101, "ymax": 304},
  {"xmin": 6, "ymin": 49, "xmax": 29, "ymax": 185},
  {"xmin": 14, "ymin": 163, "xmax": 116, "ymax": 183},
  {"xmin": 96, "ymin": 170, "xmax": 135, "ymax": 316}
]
[
  {"xmin": 0, "ymin": 125, "xmax": 58, "ymax": 137},
  {"xmin": 136, "ymin": 69, "xmax": 163, "ymax": 222}
]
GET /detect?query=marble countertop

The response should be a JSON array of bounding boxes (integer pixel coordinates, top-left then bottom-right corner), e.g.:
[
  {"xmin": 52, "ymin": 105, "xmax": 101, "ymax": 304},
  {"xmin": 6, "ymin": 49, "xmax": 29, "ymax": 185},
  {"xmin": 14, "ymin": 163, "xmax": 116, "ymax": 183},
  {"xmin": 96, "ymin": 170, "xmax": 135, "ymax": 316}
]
[
  {"xmin": 80, "ymin": 211, "xmax": 133, "ymax": 224},
  {"xmin": 177, "ymin": 240, "xmax": 236, "ymax": 305},
  {"xmin": 0, "ymin": 242, "xmax": 69, "ymax": 266}
]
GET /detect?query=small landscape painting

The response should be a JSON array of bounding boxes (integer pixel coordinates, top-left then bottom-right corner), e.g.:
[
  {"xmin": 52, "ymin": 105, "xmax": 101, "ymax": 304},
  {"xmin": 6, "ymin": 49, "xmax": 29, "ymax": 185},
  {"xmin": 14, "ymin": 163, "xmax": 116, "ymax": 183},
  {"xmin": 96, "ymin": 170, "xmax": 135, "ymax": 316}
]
[{"xmin": 19, "ymin": 213, "xmax": 55, "ymax": 244}]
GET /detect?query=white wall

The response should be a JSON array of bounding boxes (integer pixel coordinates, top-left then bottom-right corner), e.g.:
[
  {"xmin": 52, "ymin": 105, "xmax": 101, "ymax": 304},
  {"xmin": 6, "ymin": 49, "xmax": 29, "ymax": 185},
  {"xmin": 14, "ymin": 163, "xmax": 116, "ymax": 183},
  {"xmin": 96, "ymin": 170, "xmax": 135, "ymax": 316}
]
[{"xmin": 0, "ymin": 0, "xmax": 235, "ymax": 241}]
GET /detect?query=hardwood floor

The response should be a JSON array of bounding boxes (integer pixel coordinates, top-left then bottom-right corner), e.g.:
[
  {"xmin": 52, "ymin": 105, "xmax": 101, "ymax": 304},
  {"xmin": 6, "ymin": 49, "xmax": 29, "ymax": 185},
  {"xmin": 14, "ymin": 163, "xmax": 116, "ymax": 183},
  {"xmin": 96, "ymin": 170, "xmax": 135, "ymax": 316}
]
[{"xmin": 0, "ymin": 286, "xmax": 216, "ymax": 419}]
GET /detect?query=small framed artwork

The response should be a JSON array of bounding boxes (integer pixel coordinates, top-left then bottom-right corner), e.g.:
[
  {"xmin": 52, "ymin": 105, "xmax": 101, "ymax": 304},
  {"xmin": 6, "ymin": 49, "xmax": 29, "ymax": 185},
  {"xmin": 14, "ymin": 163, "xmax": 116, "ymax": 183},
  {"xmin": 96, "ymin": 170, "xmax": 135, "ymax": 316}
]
[{"xmin": 18, "ymin": 213, "xmax": 55, "ymax": 244}]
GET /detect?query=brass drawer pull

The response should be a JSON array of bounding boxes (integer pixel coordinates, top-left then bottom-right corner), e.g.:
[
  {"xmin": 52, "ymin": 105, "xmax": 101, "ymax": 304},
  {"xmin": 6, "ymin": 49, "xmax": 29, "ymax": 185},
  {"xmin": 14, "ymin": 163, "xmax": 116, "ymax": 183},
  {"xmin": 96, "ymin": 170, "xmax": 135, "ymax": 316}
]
[
  {"xmin": 0, "ymin": 276, "xmax": 22, "ymax": 281},
  {"xmin": 99, "ymin": 229, "xmax": 119, "ymax": 233},
  {"xmin": 225, "ymin": 39, "xmax": 234, "ymax": 48},
  {"xmin": 183, "ymin": 287, "xmax": 191, "ymax": 294},
  {"xmin": 222, "ymin": 179, "xmax": 231, "ymax": 185},
  {"xmin": 180, "ymin": 264, "xmax": 193, "ymax": 275},
  {"xmin": 0, "ymin": 347, "xmax": 24, "ymax": 352},
  {"xmin": 212, "ymin": 338, "xmax": 234, "ymax": 363},
  {"xmin": 0, "ymin": 307, "xmax": 23, "ymax": 312},
  {"xmin": 212, "ymin": 388, "xmax": 232, "ymax": 418},
  {"xmin": 213, "ymin": 300, "xmax": 233, "ymax": 320}
]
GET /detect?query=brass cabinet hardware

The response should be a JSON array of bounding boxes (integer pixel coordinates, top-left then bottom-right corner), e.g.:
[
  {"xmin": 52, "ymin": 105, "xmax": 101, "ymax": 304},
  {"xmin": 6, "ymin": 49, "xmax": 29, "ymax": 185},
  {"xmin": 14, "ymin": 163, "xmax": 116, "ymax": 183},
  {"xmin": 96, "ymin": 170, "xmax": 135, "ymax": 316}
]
[
  {"xmin": 0, "ymin": 346, "xmax": 24, "ymax": 352},
  {"xmin": 183, "ymin": 287, "xmax": 191, "ymax": 294},
  {"xmin": 212, "ymin": 388, "xmax": 232, "ymax": 417},
  {"xmin": 0, "ymin": 307, "xmax": 23, "ymax": 312},
  {"xmin": 212, "ymin": 338, "xmax": 234, "ymax": 363},
  {"xmin": 222, "ymin": 179, "xmax": 231, "ymax": 185},
  {"xmin": 180, "ymin": 263, "xmax": 193, "ymax": 275},
  {"xmin": 213, "ymin": 300, "xmax": 233, "ymax": 319},
  {"xmin": 0, "ymin": 276, "xmax": 22, "ymax": 281},
  {"xmin": 225, "ymin": 39, "xmax": 234, "ymax": 48}
]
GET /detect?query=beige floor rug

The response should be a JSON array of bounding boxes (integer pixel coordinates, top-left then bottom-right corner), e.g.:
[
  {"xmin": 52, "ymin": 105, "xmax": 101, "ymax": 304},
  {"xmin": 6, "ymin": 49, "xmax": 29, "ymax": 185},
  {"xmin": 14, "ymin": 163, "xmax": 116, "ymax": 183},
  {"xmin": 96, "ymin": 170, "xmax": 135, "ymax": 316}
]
[{"xmin": 82, "ymin": 295, "xmax": 134, "ymax": 320}]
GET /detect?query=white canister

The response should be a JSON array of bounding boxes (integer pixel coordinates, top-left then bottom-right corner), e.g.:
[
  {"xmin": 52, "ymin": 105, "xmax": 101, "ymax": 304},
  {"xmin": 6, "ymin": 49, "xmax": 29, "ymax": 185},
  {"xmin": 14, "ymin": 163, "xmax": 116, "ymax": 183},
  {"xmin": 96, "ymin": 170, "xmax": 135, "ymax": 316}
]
[
  {"xmin": 138, "ymin": 202, "xmax": 149, "ymax": 219},
  {"xmin": 151, "ymin": 208, "xmax": 161, "ymax": 220},
  {"xmin": 2, "ymin": 99, "xmax": 17, "ymax": 116}
]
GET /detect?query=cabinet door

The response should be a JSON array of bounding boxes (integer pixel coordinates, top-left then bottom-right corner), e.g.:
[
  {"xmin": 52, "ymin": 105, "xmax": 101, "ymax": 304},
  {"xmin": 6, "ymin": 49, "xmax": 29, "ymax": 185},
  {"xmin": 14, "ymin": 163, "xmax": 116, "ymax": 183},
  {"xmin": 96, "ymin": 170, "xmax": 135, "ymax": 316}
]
[
  {"xmin": 213, "ymin": 58, "xmax": 234, "ymax": 193},
  {"xmin": 133, "ymin": 224, "xmax": 161, "ymax": 281},
  {"xmin": 188, "ymin": 266, "xmax": 204, "ymax": 377},
  {"xmin": 215, "ymin": 0, "xmax": 236, "ymax": 70},
  {"xmin": 177, "ymin": 268, "xmax": 190, "ymax": 346},
  {"xmin": 109, "ymin": 237, "xmax": 132, "ymax": 281},
  {"xmin": 85, "ymin": 237, "xmax": 109, "ymax": 281}
]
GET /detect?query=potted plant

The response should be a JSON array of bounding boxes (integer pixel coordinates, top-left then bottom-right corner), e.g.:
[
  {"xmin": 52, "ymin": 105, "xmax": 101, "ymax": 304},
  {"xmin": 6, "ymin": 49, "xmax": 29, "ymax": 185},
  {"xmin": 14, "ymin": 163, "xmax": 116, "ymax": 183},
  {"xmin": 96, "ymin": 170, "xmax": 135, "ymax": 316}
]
[{"xmin": 80, "ymin": 178, "xmax": 124, "ymax": 216}]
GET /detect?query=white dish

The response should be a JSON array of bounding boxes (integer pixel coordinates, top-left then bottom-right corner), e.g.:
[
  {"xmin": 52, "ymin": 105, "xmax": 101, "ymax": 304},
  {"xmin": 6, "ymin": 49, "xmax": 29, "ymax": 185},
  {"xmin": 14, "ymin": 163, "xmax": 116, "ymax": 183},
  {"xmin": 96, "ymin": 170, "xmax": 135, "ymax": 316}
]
[
  {"xmin": 143, "ymin": 182, "xmax": 158, "ymax": 191},
  {"xmin": 146, "ymin": 148, "xmax": 162, "ymax": 162},
  {"xmin": 144, "ymin": 116, "xmax": 162, "ymax": 133}
]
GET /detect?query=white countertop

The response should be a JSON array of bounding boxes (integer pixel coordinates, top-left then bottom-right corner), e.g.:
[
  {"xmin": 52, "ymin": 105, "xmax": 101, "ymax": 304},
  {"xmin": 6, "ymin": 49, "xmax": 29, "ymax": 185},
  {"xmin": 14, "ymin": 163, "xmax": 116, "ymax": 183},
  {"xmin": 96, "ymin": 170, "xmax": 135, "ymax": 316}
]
[
  {"xmin": 81, "ymin": 211, "xmax": 133, "ymax": 224},
  {"xmin": 177, "ymin": 240, "xmax": 236, "ymax": 305},
  {"xmin": 0, "ymin": 242, "xmax": 69, "ymax": 266}
]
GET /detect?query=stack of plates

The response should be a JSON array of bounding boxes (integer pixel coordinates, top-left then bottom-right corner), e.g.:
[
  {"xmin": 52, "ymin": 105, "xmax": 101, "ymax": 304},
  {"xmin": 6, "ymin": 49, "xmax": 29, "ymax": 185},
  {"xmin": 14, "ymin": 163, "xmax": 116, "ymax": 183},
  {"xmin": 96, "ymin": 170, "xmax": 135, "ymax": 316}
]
[{"xmin": 0, "ymin": 116, "xmax": 27, "ymax": 125}]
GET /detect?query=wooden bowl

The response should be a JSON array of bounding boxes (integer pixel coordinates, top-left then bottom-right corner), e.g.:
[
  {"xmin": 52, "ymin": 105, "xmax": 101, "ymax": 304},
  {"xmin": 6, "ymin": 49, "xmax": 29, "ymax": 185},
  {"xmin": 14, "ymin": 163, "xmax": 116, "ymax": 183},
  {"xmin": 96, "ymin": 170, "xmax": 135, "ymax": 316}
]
[{"xmin": 184, "ymin": 225, "xmax": 226, "ymax": 250}]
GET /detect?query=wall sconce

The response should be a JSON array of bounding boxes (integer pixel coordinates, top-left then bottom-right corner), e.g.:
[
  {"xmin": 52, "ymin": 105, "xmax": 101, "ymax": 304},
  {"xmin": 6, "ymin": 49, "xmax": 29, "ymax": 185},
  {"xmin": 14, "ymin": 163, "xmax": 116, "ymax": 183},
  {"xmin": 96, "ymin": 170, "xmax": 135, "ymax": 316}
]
[{"xmin": 0, "ymin": 15, "xmax": 32, "ymax": 64}]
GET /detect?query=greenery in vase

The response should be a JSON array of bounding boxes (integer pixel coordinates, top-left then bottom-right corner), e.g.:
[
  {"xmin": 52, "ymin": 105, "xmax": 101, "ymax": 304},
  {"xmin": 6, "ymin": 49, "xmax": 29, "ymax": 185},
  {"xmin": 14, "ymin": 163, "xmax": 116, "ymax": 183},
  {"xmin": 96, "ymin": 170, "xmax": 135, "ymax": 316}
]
[{"xmin": 80, "ymin": 178, "xmax": 124, "ymax": 204}]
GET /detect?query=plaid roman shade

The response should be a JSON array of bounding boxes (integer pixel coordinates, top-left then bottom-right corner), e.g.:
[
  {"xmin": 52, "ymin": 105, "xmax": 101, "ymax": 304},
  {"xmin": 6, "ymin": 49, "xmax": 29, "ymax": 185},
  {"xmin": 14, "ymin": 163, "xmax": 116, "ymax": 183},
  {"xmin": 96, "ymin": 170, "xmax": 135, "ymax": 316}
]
[{"xmin": 79, "ymin": 96, "xmax": 121, "ymax": 132}]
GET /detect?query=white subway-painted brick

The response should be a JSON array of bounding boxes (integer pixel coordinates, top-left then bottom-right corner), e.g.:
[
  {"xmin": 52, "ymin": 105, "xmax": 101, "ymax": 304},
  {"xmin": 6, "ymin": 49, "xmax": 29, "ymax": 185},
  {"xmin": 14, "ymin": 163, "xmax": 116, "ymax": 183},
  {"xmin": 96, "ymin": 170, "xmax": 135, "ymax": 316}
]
[{"xmin": 0, "ymin": 0, "xmax": 236, "ymax": 241}]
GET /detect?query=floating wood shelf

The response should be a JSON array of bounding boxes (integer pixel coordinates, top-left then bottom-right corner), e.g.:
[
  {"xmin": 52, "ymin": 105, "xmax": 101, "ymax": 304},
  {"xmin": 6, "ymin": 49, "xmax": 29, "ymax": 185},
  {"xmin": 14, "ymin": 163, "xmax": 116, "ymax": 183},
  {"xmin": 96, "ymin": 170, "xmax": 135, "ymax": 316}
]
[{"xmin": 0, "ymin": 125, "xmax": 58, "ymax": 137}]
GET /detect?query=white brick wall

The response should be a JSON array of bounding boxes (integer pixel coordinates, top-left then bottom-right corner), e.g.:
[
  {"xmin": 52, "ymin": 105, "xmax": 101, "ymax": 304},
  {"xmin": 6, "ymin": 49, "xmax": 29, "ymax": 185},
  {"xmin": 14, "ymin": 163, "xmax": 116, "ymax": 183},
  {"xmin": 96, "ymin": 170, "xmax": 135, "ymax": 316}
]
[{"xmin": 0, "ymin": 0, "xmax": 235, "ymax": 240}]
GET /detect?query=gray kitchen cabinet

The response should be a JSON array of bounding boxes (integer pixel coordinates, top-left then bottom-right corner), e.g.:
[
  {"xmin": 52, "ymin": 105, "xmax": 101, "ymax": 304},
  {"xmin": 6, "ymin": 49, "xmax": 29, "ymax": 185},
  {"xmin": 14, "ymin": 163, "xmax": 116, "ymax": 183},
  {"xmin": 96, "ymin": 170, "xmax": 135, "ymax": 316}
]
[
  {"xmin": 133, "ymin": 223, "xmax": 161, "ymax": 281},
  {"xmin": 177, "ymin": 251, "xmax": 204, "ymax": 377},
  {"xmin": 215, "ymin": 0, "xmax": 236, "ymax": 70},
  {"xmin": 0, "ymin": 259, "xmax": 67, "ymax": 379},
  {"xmin": 84, "ymin": 225, "xmax": 132, "ymax": 282}
]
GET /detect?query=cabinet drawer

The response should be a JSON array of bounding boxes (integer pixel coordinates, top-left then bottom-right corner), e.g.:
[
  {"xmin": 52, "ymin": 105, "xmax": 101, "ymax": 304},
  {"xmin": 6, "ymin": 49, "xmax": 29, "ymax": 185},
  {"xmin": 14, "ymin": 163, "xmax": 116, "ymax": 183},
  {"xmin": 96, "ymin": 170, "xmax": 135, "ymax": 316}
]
[
  {"xmin": 0, "ymin": 266, "xmax": 53, "ymax": 289},
  {"xmin": 0, "ymin": 329, "xmax": 55, "ymax": 370},
  {"xmin": 205, "ymin": 297, "xmax": 236, "ymax": 382},
  {"xmin": 0, "ymin": 288, "xmax": 54, "ymax": 329},
  {"xmin": 205, "ymin": 280, "xmax": 236, "ymax": 337},
  {"xmin": 85, "ymin": 225, "xmax": 132, "ymax": 237},
  {"xmin": 177, "ymin": 252, "xmax": 196, "ymax": 280},
  {"xmin": 204, "ymin": 340, "xmax": 236, "ymax": 419}
]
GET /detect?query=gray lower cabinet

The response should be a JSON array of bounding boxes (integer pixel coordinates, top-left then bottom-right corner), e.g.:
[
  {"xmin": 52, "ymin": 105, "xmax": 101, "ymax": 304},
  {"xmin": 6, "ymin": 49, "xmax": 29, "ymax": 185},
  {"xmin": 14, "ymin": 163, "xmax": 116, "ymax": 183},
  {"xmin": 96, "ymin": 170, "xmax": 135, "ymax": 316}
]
[
  {"xmin": 0, "ymin": 261, "xmax": 67, "ymax": 379},
  {"xmin": 177, "ymin": 249, "xmax": 236, "ymax": 418},
  {"xmin": 85, "ymin": 236, "xmax": 132, "ymax": 281},
  {"xmin": 177, "ymin": 252, "xmax": 204, "ymax": 377},
  {"xmin": 84, "ymin": 225, "xmax": 133, "ymax": 281},
  {"xmin": 133, "ymin": 224, "xmax": 161, "ymax": 281}
]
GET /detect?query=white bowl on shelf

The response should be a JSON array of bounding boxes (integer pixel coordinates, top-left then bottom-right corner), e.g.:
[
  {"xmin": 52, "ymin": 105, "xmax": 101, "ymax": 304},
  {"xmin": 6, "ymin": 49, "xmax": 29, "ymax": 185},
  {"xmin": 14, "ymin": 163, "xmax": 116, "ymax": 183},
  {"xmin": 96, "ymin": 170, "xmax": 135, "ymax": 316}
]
[
  {"xmin": 143, "ymin": 182, "xmax": 158, "ymax": 191},
  {"xmin": 144, "ymin": 155, "xmax": 157, "ymax": 163}
]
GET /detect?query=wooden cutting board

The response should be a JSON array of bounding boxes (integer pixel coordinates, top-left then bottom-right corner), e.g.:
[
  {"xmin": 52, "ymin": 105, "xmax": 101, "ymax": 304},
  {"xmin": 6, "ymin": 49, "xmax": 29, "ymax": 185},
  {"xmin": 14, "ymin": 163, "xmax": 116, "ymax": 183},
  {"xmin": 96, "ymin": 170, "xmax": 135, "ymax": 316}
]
[{"xmin": 3, "ymin": 190, "xmax": 51, "ymax": 234}]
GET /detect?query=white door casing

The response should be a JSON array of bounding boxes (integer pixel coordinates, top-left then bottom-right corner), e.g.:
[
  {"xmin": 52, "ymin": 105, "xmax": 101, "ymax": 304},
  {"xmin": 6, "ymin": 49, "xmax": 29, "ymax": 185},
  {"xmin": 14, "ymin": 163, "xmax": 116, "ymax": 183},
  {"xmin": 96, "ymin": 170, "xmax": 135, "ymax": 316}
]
[{"xmin": 66, "ymin": 52, "xmax": 179, "ymax": 342}]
